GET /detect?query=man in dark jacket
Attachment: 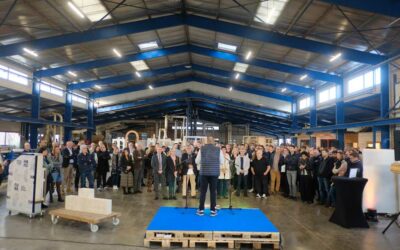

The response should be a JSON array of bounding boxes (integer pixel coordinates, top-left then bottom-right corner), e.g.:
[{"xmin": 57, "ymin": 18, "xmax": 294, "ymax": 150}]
[
  {"xmin": 309, "ymin": 149, "xmax": 322, "ymax": 201},
  {"xmin": 285, "ymin": 145, "xmax": 299, "ymax": 199},
  {"xmin": 96, "ymin": 145, "xmax": 110, "ymax": 190},
  {"xmin": 133, "ymin": 143, "xmax": 145, "ymax": 194},
  {"xmin": 181, "ymin": 145, "xmax": 197, "ymax": 198},
  {"xmin": 77, "ymin": 145, "xmax": 96, "ymax": 188},
  {"xmin": 151, "ymin": 146, "xmax": 167, "ymax": 200},
  {"xmin": 348, "ymin": 150, "xmax": 363, "ymax": 177},
  {"xmin": 62, "ymin": 141, "xmax": 75, "ymax": 193},
  {"xmin": 195, "ymin": 137, "xmax": 224, "ymax": 216},
  {"xmin": 318, "ymin": 149, "xmax": 334, "ymax": 205}
]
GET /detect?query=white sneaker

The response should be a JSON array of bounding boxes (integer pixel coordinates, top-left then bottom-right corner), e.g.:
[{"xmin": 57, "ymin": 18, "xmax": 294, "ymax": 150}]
[
  {"xmin": 262, "ymin": 194, "xmax": 267, "ymax": 199},
  {"xmin": 248, "ymin": 189, "xmax": 254, "ymax": 193},
  {"xmin": 113, "ymin": 185, "xmax": 118, "ymax": 190},
  {"xmin": 256, "ymin": 194, "xmax": 261, "ymax": 198}
]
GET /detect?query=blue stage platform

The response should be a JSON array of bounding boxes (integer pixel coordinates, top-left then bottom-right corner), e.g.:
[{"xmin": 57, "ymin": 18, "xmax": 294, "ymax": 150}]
[{"xmin": 147, "ymin": 206, "xmax": 279, "ymax": 233}]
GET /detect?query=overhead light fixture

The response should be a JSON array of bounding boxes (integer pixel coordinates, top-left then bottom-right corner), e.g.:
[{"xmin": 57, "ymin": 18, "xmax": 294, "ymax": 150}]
[
  {"xmin": 229, "ymin": 87, "xmax": 233, "ymax": 91},
  {"xmin": 281, "ymin": 88, "xmax": 287, "ymax": 92},
  {"xmin": 233, "ymin": 62, "xmax": 249, "ymax": 73},
  {"xmin": 245, "ymin": 51, "xmax": 252, "ymax": 60},
  {"xmin": 218, "ymin": 42, "xmax": 237, "ymax": 52},
  {"xmin": 305, "ymin": 85, "xmax": 310, "ymax": 88},
  {"xmin": 184, "ymin": 65, "xmax": 192, "ymax": 69},
  {"xmin": 148, "ymin": 85, "xmax": 153, "ymax": 90},
  {"xmin": 254, "ymin": 0, "xmax": 289, "ymax": 25},
  {"xmin": 235, "ymin": 73, "xmax": 240, "ymax": 80},
  {"xmin": 68, "ymin": 71, "xmax": 77, "ymax": 77},
  {"xmin": 138, "ymin": 41, "xmax": 158, "ymax": 51},
  {"xmin": 135, "ymin": 71, "xmax": 141, "ymax": 77},
  {"xmin": 94, "ymin": 85, "xmax": 102, "ymax": 89},
  {"xmin": 329, "ymin": 53, "xmax": 342, "ymax": 62},
  {"xmin": 68, "ymin": 1, "xmax": 85, "ymax": 19},
  {"xmin": 23, "ymin": 47, "xmax": 38, "ymax": 57},
  {"xmin": 130, "ymin": 60, "xmax": 149, "ymax": 71},
  {"xmin": 300, "ymin": 74, "xmax": 308, "ymax": 80},
  {"xmin": 71, "ymin": 0, "xmax": 111, "ymax": 22},
  {"xmin": 112, "ymin": 48, "xmax": 122, "ymax": 58}
]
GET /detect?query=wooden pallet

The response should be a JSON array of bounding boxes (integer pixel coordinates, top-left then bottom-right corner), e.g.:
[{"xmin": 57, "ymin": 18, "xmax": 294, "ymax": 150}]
[
  {"xmin": 213, "ymin": 231, "xmax": 280, "ymax": 241},
  {"xmin": 145, "ymin": 230, "xmax": 213, "ymax": 239},
  {"xmin": 144, "ymin": 238, "xmax": 188, "ymax": 248},
  {"xmin": 234, "ymin": 240, "xmax": 280, "ymax": 250},
  {"xmin": 189, "ymin": 239, "xmax": 234, "ymax": 248},
  {"xmin": 49, "ymin": 208, "xmax": 121, "ymax": 232}
]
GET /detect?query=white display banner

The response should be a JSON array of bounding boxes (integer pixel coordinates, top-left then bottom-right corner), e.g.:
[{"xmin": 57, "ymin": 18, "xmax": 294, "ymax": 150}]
[{"xmin": 362, "ymin": 149, "xmax": 399, "ymax": 213}]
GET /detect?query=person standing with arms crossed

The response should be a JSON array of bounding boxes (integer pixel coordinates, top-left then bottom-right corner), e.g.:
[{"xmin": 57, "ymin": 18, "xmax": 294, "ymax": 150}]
[{"xmin": 195, "ymin": 137, "xmax": 224, "ymax": 217}]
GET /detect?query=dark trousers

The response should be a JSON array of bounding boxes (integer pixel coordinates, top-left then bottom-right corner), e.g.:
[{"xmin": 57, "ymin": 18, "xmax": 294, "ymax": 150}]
[
  {"xmin": 134, "ymin": 167, "xmax": 143, "ymax": 192},
  {"xmin": 254, "ymin": 174, "xmax": 268, "ymax": 195},
  {"xmin": 97, "ymin": 171, "xmax": 107, "ymax": 188},
  {"xmin": 236, "ymin": 174, "xmax": 248, "ymax": 195},
  {"xmin": 199, "ymin": 175, "xmax": 218, "ymax": 211},
  {"xmin": 280, "ymin": 172, "xmax": 289, "ymax": 196},
  {"xmin": 74, "ymin": 167, "xmax": 80, "ymax": 189},
  {"xmin": 299, "ymin": 175, "xmax": 314, "ymax": 202},
  {"xmin": 80, "ymin": 169, "xmax": 94, "ymax": 188}
]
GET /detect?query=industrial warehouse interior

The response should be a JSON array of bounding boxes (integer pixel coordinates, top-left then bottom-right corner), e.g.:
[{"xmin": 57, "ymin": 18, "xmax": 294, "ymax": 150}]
[{"xmin": 0, "ymin": 0, "xmax": 400, "ymax": 249}]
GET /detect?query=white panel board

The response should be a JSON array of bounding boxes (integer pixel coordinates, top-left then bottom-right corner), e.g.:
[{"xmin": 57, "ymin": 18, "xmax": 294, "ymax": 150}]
[
  {"xmin": 78, "ymin": 188, "xmax": 94, "ymax": 198},
  {"xmin": 362, "ymin": 149, "xmax": 399, "ymax": 213}
]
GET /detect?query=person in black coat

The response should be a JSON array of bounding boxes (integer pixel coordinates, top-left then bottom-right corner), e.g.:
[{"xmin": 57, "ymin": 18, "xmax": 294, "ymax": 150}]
[
  {"xmin": 61, "ymin": 141, "xmax": 76, "ymax": 193},
  {"xmin": 181, "ymin": 145, "xmax": 197, "ymax": 198},
  {"xmin": 309, "ymin": 149, "xmax": 322, "ymax": 202},
  {"xmin": 318, "ymin": 149, "xmax": 335, "ymax": 205},
  {"xmin": 299, "ymin": 152, "xmax": 314, "ymax": 204},
  {"xmin": 120, "ymin": 148, "xmax": 134, "ymax": 194},
  {"xmin": 284, "ymin": 146, "xmax": 299, "ymax": 199},
  {"xmin": 251, "ymin": 149, "xmax": 271, "ymax": 198},
  {"xmin": 347, "ymin": 150, "xmax": 363, "ymax": 178},
  {"xmin": 166, "ymin": 150, "xmax": 180, "ymax": 200},
  {"xmin": 96, "ymin": 144, "xmax": 111, "ymax": 190}
]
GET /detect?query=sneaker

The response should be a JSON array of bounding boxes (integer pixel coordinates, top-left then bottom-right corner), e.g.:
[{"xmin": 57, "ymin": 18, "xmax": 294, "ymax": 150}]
[
  {"xmin": 262, "ymin": 194, "xmax": 267, "ymax": 199},
  {"xmin": 215, "ymin": 204, "xmax": 221, "ymax": 210},
  {"xmin": 248, "ymin": 189, "xmax": 254, "ymax": 193},
  {"xmin": 196, "ymin": 210, "xmax": 204, "ymax": 216},
  {"xmin": 113, "ymin": 185, "xmax": 118, "ymax": 190},
  {"xmin": 256, "ymin": 194, "xmax": 261, "ymax": 198},
  {"xmin": 210, "ymin": 210, "xmax": 218, "ymax": 217}
]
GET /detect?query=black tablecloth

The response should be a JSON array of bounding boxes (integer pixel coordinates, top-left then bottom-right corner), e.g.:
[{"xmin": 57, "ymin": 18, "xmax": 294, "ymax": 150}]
[{"xmin": 329, "ymin": 176, "xmax": 369, "ymax": 228}]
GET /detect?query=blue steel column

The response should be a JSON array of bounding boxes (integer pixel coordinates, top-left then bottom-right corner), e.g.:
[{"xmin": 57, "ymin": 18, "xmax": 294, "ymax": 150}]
[
  {"xmin": 380, "ymin": 64, "xmax": 390, "ymax": 149},
  {"xmin": 87, "ymin": 101, "xmax": 94, "ymax": 141},
  {"xmin": 309, "ymin": 91, "xmax": 317, "ymax": 147},
  {"xmin": 291, "ymin": 102, "xmax": 298, "ymax": 146},
  {"xmin": 29, "ymin": 77, "xmax": 40, "ymax": 149},
  {"xmin": 64, "ymin": 92, "xmax": 73, "ymax": 142},
  {"xmin": 336, "ymin": 79, "xmax": 345, "ymax": 149},
  {"xmin": 372, "ymin": 126, "xmax": 377, "ymax": 148}
]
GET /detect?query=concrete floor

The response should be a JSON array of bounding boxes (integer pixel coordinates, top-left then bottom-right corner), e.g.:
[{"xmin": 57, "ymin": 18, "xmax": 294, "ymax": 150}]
[{"xmin": 0, "ymin": 186, "xmax": 399, "ymax": 250}]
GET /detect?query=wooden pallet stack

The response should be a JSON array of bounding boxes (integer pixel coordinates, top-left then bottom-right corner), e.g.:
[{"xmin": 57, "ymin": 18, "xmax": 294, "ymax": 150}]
[{"xmin": 144, "ymin": 230, "xmax": 280, "ymax": 249}]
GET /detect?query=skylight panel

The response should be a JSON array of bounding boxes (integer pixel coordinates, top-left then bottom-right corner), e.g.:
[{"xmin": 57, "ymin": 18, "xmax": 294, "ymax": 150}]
[
  {"xmin": 138, "ymin": 41, "xmax": 159, "ymax": 51},
  {"xmin": 254, "ymin": 0, "xmax": 289, "ymax": 25},
  {"xmin": 71, "ymin": 0, "xmax": 111, "ymax": 22},
  {"xmin": 130, "ymin": 60, "xmax": 149, "ymax": 71},
  {"xmin": 218, "ymin": 42, "xmax": 237, "ymax": 52},
  {"xmin": 233, "ymin": 62, "xmax": 249, "ymax": 73}
]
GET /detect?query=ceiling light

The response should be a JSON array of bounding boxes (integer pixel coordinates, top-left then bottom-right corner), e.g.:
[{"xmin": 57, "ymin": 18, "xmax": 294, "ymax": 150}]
[
  {"xmin": 281, "ymin": 88, "xmax": 287, "ymax": 92},
  {"xmin": 135, "ymin": 71, "xmax": 141, "ymax": 77},
  {"xmin": 130, "ymin": 60, "xmax": 149, "ymax": 71},
  {"xmin": 68, "ymin": 71, "xmax": 77, "ymax": 77},
  {"xmin": 184, "ymin": 65, "xmax": 192, "ymax": 69},
  {"xmin": 254, "ymin": 0, "xmax": 289, "ymax": 25},
  {"xmin": 71, "ymin": 0, "xmax": 111, "ymax": 22},
  {"xmin": 235, "ymin": 73, "xmax": 240, "ymax": 80},
  {"xmin": 68, "ymin": 1, "xmax": 85, "ymax": 19},
  {"xmin": 305, "ymin": 85, "xmax": 310, "ymax": 88},
  {"xmin": 23, "ymin": 47, "xmax": 38, "ymax": 57},
  {"xmin": 218, "ymin": 42, "xmax": 237, "ymax": 52},
  {"xmin": 138, "ymin": 41, "xmax": 158, "ymax": 51},
  {"xmin": 148, "ymin": 85, "xmax": 153, "ymax": 90},
  {"xmin": 94, "ymin": 85, "xmax": 102, "ymax": 89},
  {"xmin": 300, "ymin": 74, "xmax": 308, "ymax": 80},
  {"xmin": 329, "ymin": 53, "xmax": 342, "ymax": 62},
  {"xmin": 245, "ymin": 51, "xmax": 252, "ymax": 60},
  {"xmin": 112, "ymin": 48, "xmax": 122, "ymax": 58},
  {"xmin": 229, "ymin": 87, "xmax": 233, "ymax": 91},
  {"xmin": 233, "ymin": 62, "xmax": 249, "ymax": 73}
]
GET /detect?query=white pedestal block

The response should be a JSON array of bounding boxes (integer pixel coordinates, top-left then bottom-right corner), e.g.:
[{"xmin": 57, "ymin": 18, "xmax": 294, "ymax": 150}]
[
  {"xmin": 78, "ymin": 188, "xmax": 95, "ymax": 198},
  {"xmin": 65, "ymin": 195, "xmax": 112, "ymax": 215}
]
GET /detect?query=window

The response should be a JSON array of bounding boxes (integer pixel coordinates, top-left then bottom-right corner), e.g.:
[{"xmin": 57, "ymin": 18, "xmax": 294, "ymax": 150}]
[
  {"xmin": 347, "ymin": 67, "xmax": 381, "ymax": 94},
  {"xmin": 299, "ymin": 97, "xmax": 310, "ymax": 110},
  {"xmin": 72, "ymin": 94, "xmax": 87, "ymax": 104},
  {"xmin": 0, "ymin": 132, "xmax": 21, "ymax": 148},
  {"xmin": 0, "ymin": 64, "xmax": 29, "ymax": 85},
  {"xmin": 40, "ymin": 81, "xmax": 63, "ymax": 97},
  {"xmin": 318, "ymin": 86, "xmax": 336, "ymax": 103}
]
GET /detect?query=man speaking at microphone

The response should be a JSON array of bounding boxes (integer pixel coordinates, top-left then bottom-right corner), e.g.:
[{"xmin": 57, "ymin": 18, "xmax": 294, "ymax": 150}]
[{"xmin": 195, "ymin": 137, "xmax": 224, "ymax": 217}]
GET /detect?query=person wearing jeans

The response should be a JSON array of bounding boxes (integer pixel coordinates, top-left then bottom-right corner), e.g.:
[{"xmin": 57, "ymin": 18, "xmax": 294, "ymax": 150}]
[
  {"xmin": 195, "ymin": 137, "xmax": 224, "ymax": 216},
  {"xmin": 77, "ymin": 145, "xmax": 96, "ymax": 189},
  {"xmin": 317, "ymin": 149, "xmax": 334, "ymax": 205},
  {"xmin": 235, "ymin": 145, "xmax": 250, "ymax": 197},
  {"xmin": 284, "ymin": 146, "xmax": 299, "ymax": 199}
]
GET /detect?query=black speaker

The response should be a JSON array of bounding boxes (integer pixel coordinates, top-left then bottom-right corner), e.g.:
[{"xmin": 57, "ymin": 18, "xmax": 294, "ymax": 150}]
[{"xmin": 394, "ymin": 130, "xmax": 400, "ymax": 161}]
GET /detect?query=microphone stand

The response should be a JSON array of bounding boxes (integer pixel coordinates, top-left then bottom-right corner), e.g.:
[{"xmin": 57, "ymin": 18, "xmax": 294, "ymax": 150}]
[{"xmin": 176, "ymin": 158, "xmax": 191, "ymax": 209}]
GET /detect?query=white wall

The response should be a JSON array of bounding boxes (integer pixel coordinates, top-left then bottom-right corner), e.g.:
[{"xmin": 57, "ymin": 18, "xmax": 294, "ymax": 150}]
[{"xmin": 0, "ymin": 121, "xmax": 21, "ymax": 133}]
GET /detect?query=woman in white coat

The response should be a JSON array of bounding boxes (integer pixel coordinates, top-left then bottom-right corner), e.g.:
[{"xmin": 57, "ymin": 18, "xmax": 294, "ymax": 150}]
[{"xmin": 218, "ymin": 146, "xmax": 231, "ymax": 199}]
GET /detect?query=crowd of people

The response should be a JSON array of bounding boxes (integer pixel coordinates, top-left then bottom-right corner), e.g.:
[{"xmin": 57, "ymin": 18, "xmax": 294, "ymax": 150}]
[{"xmin": 22, "ymin": 137, "xmax": 364, "ymax": 211}]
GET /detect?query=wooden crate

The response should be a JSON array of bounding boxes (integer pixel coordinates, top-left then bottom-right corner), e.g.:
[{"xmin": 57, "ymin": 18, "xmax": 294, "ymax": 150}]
[
  {"xmin": 189, "ymin": 239, "xmax": 234, "ymax": 248},
  {"xmin": 144, "ymin": 238, "xmax": 188, "ymax": 248},
  {"xmin": 213, "ymin": 231, "xmax": 280, "ymax": 241},
  {"xmin": 145, "ymin": 230, "xmax": 213, "ymax": 239},
  {"xmin": 49, "ymin": 208, "xmax": 120, "ymax": 225}
]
